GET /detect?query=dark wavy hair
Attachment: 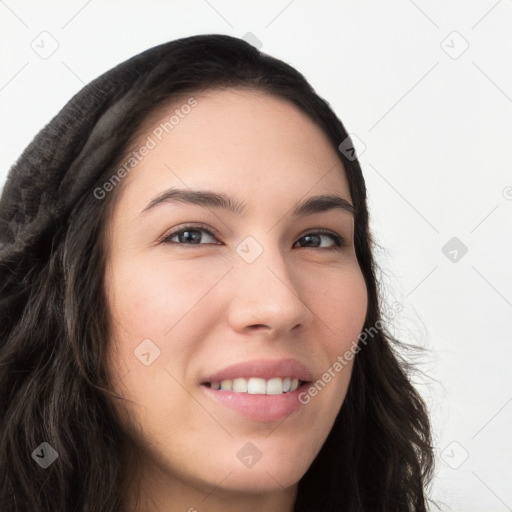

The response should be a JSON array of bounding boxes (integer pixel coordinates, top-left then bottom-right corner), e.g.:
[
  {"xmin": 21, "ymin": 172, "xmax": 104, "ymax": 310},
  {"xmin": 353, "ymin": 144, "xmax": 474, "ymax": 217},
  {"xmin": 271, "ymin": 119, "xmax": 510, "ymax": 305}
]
[{"xmin": 0, "ymin": 34, "xmax": 434, "ymax": 511}]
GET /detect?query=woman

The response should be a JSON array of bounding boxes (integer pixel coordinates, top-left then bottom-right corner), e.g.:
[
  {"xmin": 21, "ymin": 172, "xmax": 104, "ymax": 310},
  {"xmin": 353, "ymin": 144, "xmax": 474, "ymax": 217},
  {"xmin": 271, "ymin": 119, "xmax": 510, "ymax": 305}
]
[{"xmin": 0, "ymin": 34, "xmax": 434, "ymax": 511}]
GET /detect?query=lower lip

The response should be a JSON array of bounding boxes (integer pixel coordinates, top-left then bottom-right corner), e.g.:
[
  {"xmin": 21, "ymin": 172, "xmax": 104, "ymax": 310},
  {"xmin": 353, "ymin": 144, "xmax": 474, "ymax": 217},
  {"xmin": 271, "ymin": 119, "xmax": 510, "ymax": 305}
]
[{"xmin": 200, "ymin": 383, "xmax": 310, "ymax": 422}]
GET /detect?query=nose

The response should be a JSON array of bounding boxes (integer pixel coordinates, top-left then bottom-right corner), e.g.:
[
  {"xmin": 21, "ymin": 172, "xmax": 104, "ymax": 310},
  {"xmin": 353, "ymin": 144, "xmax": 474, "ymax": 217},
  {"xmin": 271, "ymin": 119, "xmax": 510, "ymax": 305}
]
[{"xmin": 226, "ymin": 243, "xmax": 314, "ymax": 337}]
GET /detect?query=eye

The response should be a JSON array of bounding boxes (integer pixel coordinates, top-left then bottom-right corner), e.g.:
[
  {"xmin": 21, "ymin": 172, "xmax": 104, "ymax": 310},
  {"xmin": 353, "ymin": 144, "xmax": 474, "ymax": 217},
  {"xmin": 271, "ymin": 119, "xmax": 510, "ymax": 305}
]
[
  {"xmin": 160, "ymin": 223, "xmax": 220, "ymax": 246},
  {"xmin": 293, "ymin": 230, "xmax": 345, "ymax": 250},
  {"xmin": 160, "ymin": 224, "xmax": 345, "ymax": 250}
]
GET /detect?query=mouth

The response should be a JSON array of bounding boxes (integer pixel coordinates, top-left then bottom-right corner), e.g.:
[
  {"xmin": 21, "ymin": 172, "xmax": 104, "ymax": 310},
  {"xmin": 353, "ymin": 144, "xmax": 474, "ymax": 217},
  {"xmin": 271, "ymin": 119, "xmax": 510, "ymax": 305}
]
[
  {"xmin": 199, "ymin": 378, "xmax": 312, "ymax": 422},
  {"xmin": 198, "ymin": 358, "xmax": 314, "ymax": 421},
  {"xmin": 201, "ymin": 377, "xmax": 310, "ymax": 395}
]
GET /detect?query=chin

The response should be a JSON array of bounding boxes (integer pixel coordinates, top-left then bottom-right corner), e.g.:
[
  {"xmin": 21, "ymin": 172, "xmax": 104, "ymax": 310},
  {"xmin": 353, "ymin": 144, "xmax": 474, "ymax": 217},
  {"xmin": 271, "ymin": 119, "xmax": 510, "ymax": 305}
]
[
  {"xmin": 218, "ymin": 466, "xmax": 303, "ymax": 494},
  {"xmin": 215, "ymin": 452, "xmax": 310, "ymax": 492}
]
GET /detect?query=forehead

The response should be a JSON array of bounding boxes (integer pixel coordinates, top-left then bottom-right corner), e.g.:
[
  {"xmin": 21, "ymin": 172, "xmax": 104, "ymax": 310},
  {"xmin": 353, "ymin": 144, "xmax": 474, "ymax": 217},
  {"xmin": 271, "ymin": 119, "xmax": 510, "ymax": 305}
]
[{"xmin": 115, "ymin": 87, "xmax": 351, "ymax": 213}]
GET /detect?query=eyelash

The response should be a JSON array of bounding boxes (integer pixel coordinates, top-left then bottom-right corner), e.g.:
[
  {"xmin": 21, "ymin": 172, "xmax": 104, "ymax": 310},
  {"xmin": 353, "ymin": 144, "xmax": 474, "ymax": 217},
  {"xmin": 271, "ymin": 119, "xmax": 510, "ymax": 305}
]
[{"xmin": 160, "ymin": 223, "xmax": 345, "ymax": 251}]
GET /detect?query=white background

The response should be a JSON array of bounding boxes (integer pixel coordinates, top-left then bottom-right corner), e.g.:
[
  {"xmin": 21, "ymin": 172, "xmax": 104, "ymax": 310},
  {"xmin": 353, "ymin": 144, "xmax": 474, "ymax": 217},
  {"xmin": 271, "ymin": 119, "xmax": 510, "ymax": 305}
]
[{"xmin": 1, "ymin": 1, "xmax": 511, "ymax": 510}]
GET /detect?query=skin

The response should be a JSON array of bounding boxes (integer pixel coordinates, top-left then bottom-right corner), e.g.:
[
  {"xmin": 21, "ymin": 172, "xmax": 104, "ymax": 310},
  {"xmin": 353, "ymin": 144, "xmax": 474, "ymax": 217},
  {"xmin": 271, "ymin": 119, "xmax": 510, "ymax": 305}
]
[{"xmin": 104, "ymin": 88, "xmax": 368, "ymax": 512}]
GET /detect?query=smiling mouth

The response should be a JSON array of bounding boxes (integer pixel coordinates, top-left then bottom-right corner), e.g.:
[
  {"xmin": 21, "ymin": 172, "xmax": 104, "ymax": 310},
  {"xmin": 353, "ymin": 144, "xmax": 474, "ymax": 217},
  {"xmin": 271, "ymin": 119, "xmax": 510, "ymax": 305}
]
[
  {"xmin": 201, "ymin": 377, "xmax": 309, "ymax": 395},
  {"xmin": 199, "ymin": 376, "xmax": 312, "ymax": 422}
]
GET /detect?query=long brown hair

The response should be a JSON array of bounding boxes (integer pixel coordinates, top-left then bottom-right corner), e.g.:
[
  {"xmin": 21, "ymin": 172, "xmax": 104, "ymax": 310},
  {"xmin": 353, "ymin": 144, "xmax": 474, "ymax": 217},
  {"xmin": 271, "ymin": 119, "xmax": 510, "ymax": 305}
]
[{"xmin": 0, "ymin": 34, "xmax": 434, "ymax": 511}]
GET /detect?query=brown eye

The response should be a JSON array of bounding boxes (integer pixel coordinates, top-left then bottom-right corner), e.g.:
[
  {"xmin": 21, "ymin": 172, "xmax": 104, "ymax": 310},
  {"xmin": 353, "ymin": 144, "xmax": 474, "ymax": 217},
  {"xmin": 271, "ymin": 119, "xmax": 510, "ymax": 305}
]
[
  {"xmin": 161, "ymin": 224, "xmax": 220, "ymax": 246},
  {"xmin": 294, "ymin": 230, "xmax": 344, "ymax": 250},
  {"xmin": 161, "ymin": 225, "xmax": 345, "ymax": 250}
]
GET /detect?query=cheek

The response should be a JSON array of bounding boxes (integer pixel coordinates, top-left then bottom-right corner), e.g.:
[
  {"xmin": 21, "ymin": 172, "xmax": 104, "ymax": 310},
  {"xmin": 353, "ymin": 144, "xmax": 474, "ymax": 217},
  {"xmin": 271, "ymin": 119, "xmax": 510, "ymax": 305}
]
[
  {"xmin": 110, "ymin": 261, "xmax": 192, "ymax": 329},
  {"xmin": 105, "ymin": 261, "xmax": 212, "ymax": 436},
  {"xmin": 105, "ymin": 257, "xmax": 230, "ymax": 418},
  {"xmin": 107, "ymin": 258, "xmax": 222, "ymax": 353},
  {"xmin": 316, "ymin": 267, "xmax": 368, "ymax": 348},
  {"xmin": 306, "ymin": 267, "xmax": 367, "ymax": 403}
]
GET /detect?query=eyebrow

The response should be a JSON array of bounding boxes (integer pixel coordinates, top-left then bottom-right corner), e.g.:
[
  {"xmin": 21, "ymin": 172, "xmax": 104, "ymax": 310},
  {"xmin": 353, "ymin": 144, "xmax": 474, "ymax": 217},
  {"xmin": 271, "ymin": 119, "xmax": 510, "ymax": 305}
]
[{"xmin": 140, "ymin": 188, "xmax": 356, "ymax": 218}]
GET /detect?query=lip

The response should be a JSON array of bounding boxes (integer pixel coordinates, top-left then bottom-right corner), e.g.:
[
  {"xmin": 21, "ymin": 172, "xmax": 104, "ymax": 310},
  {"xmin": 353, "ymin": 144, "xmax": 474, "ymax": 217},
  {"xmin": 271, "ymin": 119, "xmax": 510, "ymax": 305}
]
[
  {"xmin": 200, "ymin": 381, "xmax": 310, "ymax": 422},
  {"xmin": 200, "ymin": 358, "xmax": 314, "ymax": 384}
]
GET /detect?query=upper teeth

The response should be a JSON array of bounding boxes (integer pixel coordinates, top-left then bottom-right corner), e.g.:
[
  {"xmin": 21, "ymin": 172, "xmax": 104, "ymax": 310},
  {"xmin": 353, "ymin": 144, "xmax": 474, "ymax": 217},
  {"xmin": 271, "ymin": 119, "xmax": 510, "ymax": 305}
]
[{"xmin": 209, "ymin": 377, "xmax": 300, "ymax": 394}]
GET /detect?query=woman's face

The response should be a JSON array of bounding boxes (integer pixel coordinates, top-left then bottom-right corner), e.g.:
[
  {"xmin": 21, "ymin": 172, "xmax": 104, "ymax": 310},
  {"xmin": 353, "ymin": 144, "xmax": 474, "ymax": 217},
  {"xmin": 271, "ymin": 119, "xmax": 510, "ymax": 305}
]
[{"xmin": 105, "ymin": 88, "xmax": 368, "ymax": 506}]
